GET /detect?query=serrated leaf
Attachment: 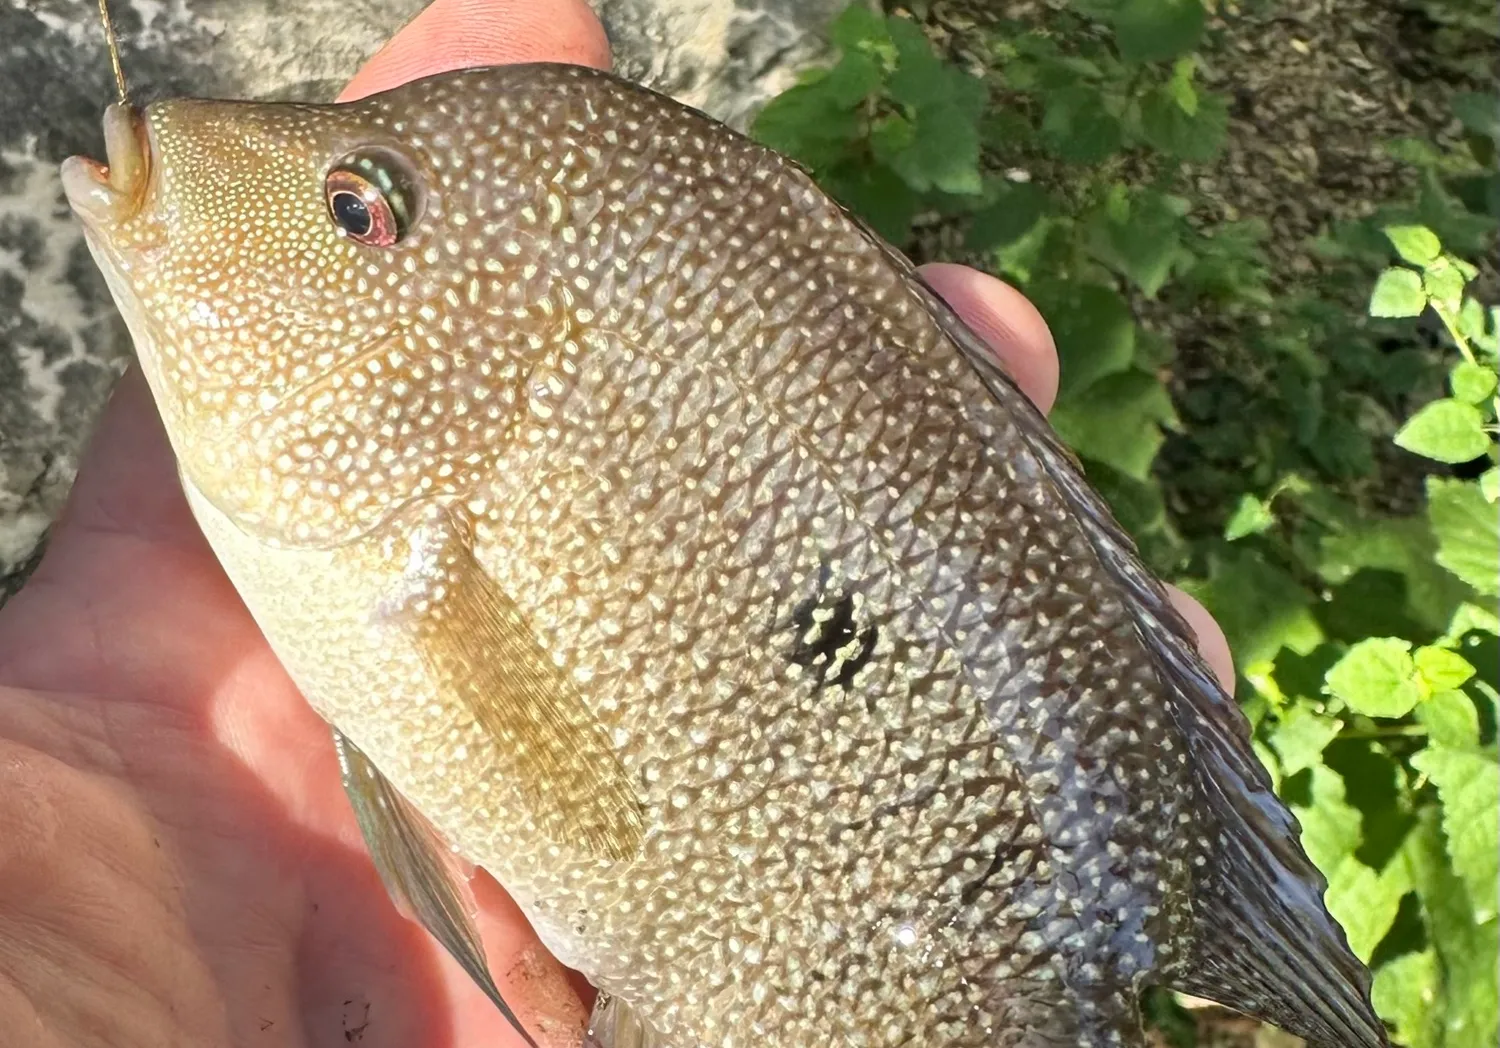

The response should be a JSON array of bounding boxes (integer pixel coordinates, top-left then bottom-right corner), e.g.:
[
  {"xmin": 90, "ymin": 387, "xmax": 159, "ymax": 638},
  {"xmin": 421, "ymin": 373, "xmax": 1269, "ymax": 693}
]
[
  {"xmin": 1415, "ymin": 646, "xmax": 1476, "ymax": 691},
  {"xmin": 1395, "ymin": 398, "xmax": 1490, "ymax": 463},
  {"xmin": 1051, "ymin": 369, "xmax": 1178, "ymax": 479},
  {"xmin": 1269, "ymin": 704, "xmax": 1343, "ymax": 776},
  {"xmin": 1287, "ymin": 764, "xmax": 1363, "ymax": 871},
  {"xmin": 1224, "ymin": 493, "xmax": 1275, "ymax": 540},
  {"xmin": 1318, "ymin": 515, "xmax": 1471, "ymax": 632},
  {"xmin": 1325, "ymin": 637, "xmax": 1424, "ymax": 718},
  {"xmin": 752, "ymin": 81, "xmax": 862, "ymax": 170},
  {"xmin": 1371, "ymin": 949, "xmax": 1444, "ymax": 1048},
  {"xmin": 1369, "ymin": 267, "xmax": 1428, "ymax": 317},
  {"xmin": 1041, "ymin": 85, "xmax": 1124, "ymax": 164},
  {"xmin": 1417, "ymin": 690, "xmax": 1481, "ymax": 748},
  {"xmin": 1400, "ymin": 814, "xmax": 1500, "ymax": 1048},
  {"xmin": 891, "ymin": 102, "xmax": 984, "ymax": 194},
  {"xmin": 1032, "ymin": 280, "xmax": 1137, "ymax": 397},
  {"xmin": 1451, "ymin": 360, "xmax": 1498, "ymax": 404},
  {"xmin": 1139, "ymin": 86, "xmax": 1228, "ymax": 162},
  {"xmin": 1384, "ymin": 224, "xmax": 1442, "ymax": 266},
  {"xmin": 1324, "ymin": 854, "xmax": 1405, "ymax": 963},
  {"xmin": 1112, "ymin": 0, "xmax": 1206, "ymax": 65},
  {"xmin": 1182, "ymin": 549, "xmax": 1322, "ymax": 668},
  {"xmin": 1428, "ymin": 477, "xmax": 1500, "ymax": 596},
  {"xmin": 965, "ymin": 182, "xmax": 1051, "ymax": 252},
  {"xmin": 1410, "ymin": 746, "xmax": 1500, "ymax": 923},
  {"xmin": 829, "ymin": 3, "xmax": 891, "ymax": 52},
  {"xmin": 1424, "ymin": 259, "xmax": 1467, "ymax": 312},
  {"xmin": 1084, "ymin": 189, "xmax": 1186, "ymax": 298}
]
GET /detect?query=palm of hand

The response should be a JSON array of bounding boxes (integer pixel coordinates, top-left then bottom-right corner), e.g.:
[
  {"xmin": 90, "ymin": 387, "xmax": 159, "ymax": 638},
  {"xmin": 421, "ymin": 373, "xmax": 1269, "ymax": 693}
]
[{"xmin": 0, "ymin": 3, "xmax": 1232, "ymax": 1046}]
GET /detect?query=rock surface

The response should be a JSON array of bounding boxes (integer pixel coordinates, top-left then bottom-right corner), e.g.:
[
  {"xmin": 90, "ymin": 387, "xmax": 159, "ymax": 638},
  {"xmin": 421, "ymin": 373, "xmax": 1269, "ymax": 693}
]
[{"xmin": 0, "ymin": 0, "xmax": 838, "ymax": 601}]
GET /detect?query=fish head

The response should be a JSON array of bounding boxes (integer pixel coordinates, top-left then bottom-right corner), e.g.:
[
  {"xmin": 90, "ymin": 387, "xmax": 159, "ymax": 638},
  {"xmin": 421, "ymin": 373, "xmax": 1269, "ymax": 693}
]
[{"xmin": 61, "ymin": 86, "xmax": 475, "ymax": 546}]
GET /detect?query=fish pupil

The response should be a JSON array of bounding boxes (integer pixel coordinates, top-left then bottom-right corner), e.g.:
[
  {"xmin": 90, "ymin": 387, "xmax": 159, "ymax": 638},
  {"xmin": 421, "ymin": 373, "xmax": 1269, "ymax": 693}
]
[{"xmin": 331, "ymin": 191, "xmax": 372, "ymax": 237}]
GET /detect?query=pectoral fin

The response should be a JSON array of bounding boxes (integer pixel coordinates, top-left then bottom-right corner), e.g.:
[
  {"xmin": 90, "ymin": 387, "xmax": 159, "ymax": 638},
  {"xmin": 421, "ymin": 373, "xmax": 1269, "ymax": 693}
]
[
  {"xmin": 399, "ymin": 504, "xmax": 645, "ymax": 862},
  {"xmin": 333, "ymin": 727, "xmax": 537, "ymax": 1048}
]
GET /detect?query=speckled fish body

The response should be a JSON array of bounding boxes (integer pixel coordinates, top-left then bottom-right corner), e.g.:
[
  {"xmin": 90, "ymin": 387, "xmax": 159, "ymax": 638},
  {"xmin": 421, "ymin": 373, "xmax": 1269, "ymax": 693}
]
[{"xmin": 63, "ymin": 64, "xmax": 1386, "ymax": 1048}]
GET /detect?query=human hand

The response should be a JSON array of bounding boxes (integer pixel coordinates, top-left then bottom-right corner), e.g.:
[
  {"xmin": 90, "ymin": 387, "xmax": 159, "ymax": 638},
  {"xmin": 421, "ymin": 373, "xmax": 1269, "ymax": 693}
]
[{"xmin": 0, "ymin": 2, "xmax": 1233, "ymax": 1046}]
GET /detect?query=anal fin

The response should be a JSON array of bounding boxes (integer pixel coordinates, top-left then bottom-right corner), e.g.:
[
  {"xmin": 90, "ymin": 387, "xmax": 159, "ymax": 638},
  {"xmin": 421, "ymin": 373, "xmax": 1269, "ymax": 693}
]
[{"xmin": 333, "ymin": 727, "xmax": 538, "ymax": 1048}]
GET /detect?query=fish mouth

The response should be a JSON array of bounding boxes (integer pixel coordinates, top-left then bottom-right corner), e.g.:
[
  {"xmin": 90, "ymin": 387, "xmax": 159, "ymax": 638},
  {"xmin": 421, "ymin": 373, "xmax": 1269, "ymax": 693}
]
[{"xmin": 60, "ymin": 103, "xmax": 153, "ymax": 227}]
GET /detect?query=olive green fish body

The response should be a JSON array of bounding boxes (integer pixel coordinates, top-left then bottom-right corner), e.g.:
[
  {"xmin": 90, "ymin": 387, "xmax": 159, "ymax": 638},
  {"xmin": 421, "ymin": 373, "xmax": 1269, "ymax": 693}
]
[{"xmin": 65, "ymin": 64, "xmax": 1385, "ymax": 1048}]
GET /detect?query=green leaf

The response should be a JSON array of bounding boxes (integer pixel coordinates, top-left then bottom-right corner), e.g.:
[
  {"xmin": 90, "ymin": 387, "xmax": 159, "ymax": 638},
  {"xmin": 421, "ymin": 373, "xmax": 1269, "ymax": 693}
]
[
  {"xmin": 884, "ymin": 104, "xmax": 984, "ymax": 194},
  {"xmin": 1287, "ymin": 764, "xmax": 1363, "ymax": 871},
  {"xmin": 822, "ymin": 162, "xmax": 919, "ymax": 245},
  {"xmin": 1415, "ymin": 646, "xmax": 1476, "ymax": 691},
  {"xmin": 1269, "ymin": 704, "xmax": 1343, "ymax": 776},
  {"xmin": 1399, "ymin": 814, "xmax": 1500, "ymax": 1048},
  {"xmin": 1224, "ymin": 494, "xmax": 1275, "ymax": 540},
  {"xmin": 752, "ymin": 81, "xmax": 862, "ymax": 170},
  {"xmin": 1371, "ymin": 949, "xmax": 1444, "ymax": 1048},
  {"xmin": 1084, "ymin": 189, "xmax": 1187, "ymax": 298},
  {"xmin": 1424, "ymin": 258, "xmax": 1468, "ymax": 313},
  {"xmin": 1482, "ymin": 466, "xmax": 1499, "ymax": 503},
  {"xmin": 1452, "ymin": 91, "xmax": 1500, "ymax": 140},
  {"xmin": 1368, "ymin": 267, "xmax": 1428, "ymax": 317},
  {"xmin": 1324, "ymin": 854, "xmax": 1405, "ymax": 963},
  {"xmin": 1165, "ymin": 56, "xmax": 1198, "ymax": 114},
  {"xmin": 1319, "ymin": 515, "xmax": 1471, "ymax": 632},
  {"xmin": 828, "ymin": 3, "xmax": 891, "ymax": 52},
  {"xmin": 1051, "ymin": 370, "xmax": 1178, "ymax": 480},
  {"xmin": 1394, "ymin": 399, "xmax": 1490, "ymax": 463},
  {"xmin": 1041, "ymin": 85, "xmax": 1124, "ymax": 164},
  {"xmin": 1032, "ymin": 281, "xmax": 1137, "ymax": 397},
  {"xmin": 1384, "ymin": 224, "xmax": 1442, "ymax": 266},
  {"xmin": 1410, "ymin": 746, "xmax": 1500, "ymax": 923},
  {"xmin": 965, "ymin": 182, "xmax": 1051, "ymax": 252},
  {"xmin": 1112, "ymin": 0, "xmax": 1207, "ymax": 65},
  {"xmin": 1417, "ymin": 690, "xmax": 1481, "ymax": 748},
  {"xmin": 1139, "ymin": 86, "xmax": 1228, "ymax": 162},
  {"xmin": 1324, "ymin": 638, "xmax": 1424, "ymax": 718},
  {"xmin": 1428, "ymin": 477, "xmax": 1500, "ymax": 596},
  {"xmin": 1182, "ymin": 550, "xmax": 1322, "ymax": 668},
  {"xmin": 1451, "ymin": 360, "xmax": 1498, "ymax": 404}
]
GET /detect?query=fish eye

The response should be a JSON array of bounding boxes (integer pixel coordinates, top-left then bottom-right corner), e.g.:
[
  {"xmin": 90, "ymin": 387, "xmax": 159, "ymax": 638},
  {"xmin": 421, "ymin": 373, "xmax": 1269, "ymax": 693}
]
[{"xmin": 324, "ymin": 148, "xmax": 421, "ymax": 247}]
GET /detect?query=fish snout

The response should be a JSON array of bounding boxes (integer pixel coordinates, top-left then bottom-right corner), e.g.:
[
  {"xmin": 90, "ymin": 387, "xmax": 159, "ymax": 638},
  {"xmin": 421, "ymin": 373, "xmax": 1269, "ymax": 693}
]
[{"xmin": 61, "ymin": 103, "xmax": 152, "ymax": 225}]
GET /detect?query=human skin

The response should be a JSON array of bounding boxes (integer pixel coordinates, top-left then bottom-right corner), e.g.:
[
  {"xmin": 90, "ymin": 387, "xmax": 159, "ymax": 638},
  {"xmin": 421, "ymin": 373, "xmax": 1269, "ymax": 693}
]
[{"xmin": 0, "ymin": 2, "xmax": 1234, "ymax": 1046}]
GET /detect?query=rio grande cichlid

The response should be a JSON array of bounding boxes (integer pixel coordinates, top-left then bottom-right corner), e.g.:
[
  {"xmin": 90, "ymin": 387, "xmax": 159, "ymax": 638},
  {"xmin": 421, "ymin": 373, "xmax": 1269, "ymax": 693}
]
[{"xmin": 60, "ymin": 21, "xmax": 1389, "ymax": 1048}]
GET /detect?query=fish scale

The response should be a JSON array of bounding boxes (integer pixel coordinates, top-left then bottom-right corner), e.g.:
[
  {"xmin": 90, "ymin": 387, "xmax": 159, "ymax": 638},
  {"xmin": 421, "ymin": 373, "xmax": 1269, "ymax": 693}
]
[{"xmin": 63, "ymin": 53, "xmax": 1387, "ymax": 1048}]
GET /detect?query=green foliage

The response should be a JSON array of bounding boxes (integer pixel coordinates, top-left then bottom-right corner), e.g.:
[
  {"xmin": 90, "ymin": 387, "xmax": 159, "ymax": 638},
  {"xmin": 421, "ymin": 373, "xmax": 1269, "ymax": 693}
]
[{"xmin": 755, "ymin": 4, "xmax": 1499, "ymax": 1042}]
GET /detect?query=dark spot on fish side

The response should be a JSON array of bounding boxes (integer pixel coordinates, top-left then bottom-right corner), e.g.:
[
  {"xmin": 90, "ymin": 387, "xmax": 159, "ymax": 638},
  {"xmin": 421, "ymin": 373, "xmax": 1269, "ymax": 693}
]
[{"xmin": 788, "ymin": 580, "xmax": 879, "ymax": 696}]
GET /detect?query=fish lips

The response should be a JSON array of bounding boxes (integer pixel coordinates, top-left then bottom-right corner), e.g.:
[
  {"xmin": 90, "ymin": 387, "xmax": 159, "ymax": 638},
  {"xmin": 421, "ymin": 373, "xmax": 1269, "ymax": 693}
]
[{"xmin": 61, "ymin": 102, "xmax": 154, "ymax": 227}]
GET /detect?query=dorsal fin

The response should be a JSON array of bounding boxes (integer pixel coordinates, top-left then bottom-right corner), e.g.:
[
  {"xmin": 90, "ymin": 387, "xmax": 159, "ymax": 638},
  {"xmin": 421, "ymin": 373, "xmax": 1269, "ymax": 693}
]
[{"xmin": 813, "ymin": 185, "xmax": 1387, "ymax": 1047}]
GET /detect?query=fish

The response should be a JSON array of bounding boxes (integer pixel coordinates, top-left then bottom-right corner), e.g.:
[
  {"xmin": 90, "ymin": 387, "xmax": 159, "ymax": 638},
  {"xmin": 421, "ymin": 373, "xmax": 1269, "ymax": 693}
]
[{"xmin": 59, "ymin": 16, "xmax": 1389, "ymax": 1048}]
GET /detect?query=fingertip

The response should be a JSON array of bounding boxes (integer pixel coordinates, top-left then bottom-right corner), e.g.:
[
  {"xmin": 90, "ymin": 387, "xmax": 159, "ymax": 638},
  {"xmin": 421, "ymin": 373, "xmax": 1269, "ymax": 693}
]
[
  {"xmin": 339, "ymin": 0, "xmax": 612, "ymax": 102},
  {"xmin": 919, "ymin": 263, "xmax": 1059, "ymax": 414},
  {"xmin": 1167, "ymin": 587, "xmax": 1236, "ymax": 696}
]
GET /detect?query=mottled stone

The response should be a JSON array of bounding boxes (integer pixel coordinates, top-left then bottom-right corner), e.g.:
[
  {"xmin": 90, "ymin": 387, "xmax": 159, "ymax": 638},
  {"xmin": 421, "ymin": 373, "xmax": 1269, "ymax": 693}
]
[{"xmin": 0, "ymin": 0, "xmax": 838, "ymax": 601}]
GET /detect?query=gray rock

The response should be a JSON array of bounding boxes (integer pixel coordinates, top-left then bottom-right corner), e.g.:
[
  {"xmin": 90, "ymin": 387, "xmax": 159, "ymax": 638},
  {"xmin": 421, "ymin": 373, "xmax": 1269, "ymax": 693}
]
[{"xmin": 0, "ymin": 0, "xmax": 837, "ymax": 601}]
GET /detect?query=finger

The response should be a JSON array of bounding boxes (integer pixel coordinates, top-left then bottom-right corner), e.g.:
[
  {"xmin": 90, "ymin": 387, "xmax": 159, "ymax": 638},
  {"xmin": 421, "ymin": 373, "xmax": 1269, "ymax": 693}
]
[
  {"xmin": 1168, "ymin": 587, "xmax": 1237, "ymax": 695},
  {"xmin": 339, "ymin": 0, "xmax": 612, "ymax": 102},
  {"xmin": 31, "ymin": 365, "xmax": 205, "ymax": 565},
  {"xmin": 920, "ymin": 262, "xmax": 1059, "ymax": 413}
]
